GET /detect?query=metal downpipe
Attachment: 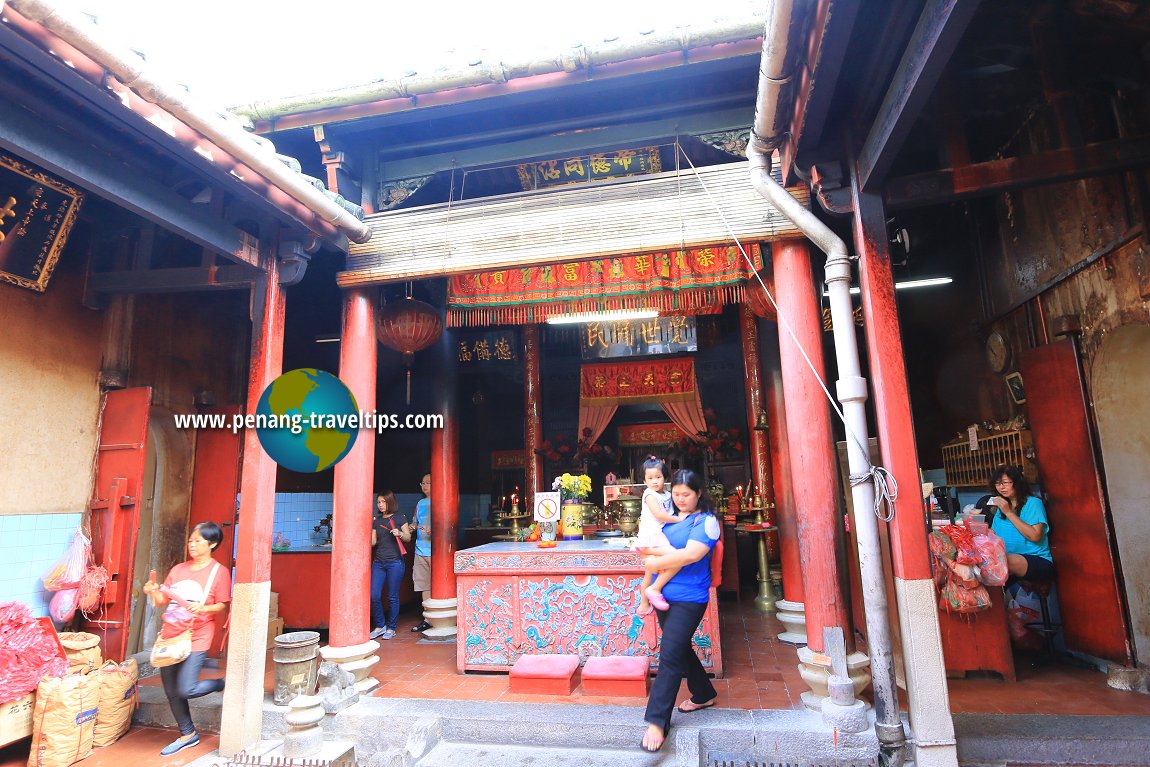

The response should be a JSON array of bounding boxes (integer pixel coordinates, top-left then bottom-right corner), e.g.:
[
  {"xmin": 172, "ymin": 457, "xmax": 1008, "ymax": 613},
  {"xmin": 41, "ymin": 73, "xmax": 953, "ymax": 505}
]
[{"xmin": 748, "ymin": 1, "xmax": 907, "ymax": 761}]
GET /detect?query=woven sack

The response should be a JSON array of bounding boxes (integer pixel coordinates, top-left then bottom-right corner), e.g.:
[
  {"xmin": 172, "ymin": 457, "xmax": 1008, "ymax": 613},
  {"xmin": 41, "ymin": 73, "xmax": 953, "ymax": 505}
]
[
  {"xmin": 57, "ymin": 633, "xmax": 101, "ymax": 676},
  {"xmin": 27, "ymin": 673, "xmax": 100, "ymax": 767},
  {"xmin": 92, "ymin": 659, "xmax": 137, "ymax": 748}
]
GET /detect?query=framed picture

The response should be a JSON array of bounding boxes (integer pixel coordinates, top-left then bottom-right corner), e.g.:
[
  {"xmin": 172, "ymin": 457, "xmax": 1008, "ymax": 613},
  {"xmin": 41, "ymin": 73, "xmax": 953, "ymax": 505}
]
[
  {"xmin": 1005, "ymin": 371, "xmax": 1026, "ymax": 404},
  {"xmin": 0, "ymin": 153, "xmax": 84, "ymax": 292}
]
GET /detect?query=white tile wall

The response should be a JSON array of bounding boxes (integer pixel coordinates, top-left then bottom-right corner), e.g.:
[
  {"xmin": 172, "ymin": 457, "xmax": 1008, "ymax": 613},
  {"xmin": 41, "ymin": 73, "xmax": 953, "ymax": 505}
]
[{"xmin": 0, "ymin": 513, "xmax": 84, "ymax": 616}]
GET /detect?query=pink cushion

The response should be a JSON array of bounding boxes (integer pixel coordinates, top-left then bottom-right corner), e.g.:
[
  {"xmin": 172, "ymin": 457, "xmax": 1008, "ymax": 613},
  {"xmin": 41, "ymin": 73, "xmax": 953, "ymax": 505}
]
[
  {"xmin": 582, "ymin": 655, "xmax": 650, "ymax": 680},
  {"xmin": 509, "ymin": 654, "xmax": 580, "ymax": 679}
]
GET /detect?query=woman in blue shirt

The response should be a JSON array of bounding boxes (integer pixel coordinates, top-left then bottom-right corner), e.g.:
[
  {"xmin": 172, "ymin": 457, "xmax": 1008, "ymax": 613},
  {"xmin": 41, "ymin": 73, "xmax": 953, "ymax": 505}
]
[
  {"xmin": 986, "ymin": 465, "xmax": 1054, "ymax": 582},
  {"xmin": 638, "ymin": 469, "xmax": 721, "ymax": 753}
]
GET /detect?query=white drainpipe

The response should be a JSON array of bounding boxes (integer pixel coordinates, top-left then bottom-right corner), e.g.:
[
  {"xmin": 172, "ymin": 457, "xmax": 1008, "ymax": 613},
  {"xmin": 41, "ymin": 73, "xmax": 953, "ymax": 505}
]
[
  {"xmin": 748, "ymin": 0, "xmax": 907, "ymax": 759},
  {"xmin": 8, "ymin": 0, "xmax": 372, "ymax": 245}
]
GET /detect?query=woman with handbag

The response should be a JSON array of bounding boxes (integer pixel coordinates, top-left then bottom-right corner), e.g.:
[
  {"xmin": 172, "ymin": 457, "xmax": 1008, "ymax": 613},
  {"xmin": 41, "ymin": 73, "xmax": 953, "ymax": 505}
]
[{"xmin": 143, "ymin": 521, "xmax": 231, "ymax": 757}]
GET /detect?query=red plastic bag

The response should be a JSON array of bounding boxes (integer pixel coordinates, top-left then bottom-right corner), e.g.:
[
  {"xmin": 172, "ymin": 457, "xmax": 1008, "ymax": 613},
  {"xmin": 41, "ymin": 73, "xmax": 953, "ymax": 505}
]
[
  {"xmin": 0, "ymin": 603, "xmax": 69, "ymax": 701},
  {"xmin": 1007, "ymin": 606, "xmax": 1043, "ymax": 651},
  {"xmin": 42, "ymin": 530, "xmax": 91, "ymax": 592},
  {"xmin": 973, "ymin": 532, "xmax": 1008, "ymax": 587},
  {"xmin": 49, "ymin": 588, "xmax": 79, "ymax": 624}
]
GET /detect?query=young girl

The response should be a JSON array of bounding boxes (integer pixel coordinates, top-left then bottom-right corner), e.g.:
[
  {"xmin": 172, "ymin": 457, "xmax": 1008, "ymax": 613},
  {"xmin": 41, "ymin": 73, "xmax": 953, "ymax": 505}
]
[{"xmin": 634, "ymin": 456, "xmax": 686, "ymax": 615}]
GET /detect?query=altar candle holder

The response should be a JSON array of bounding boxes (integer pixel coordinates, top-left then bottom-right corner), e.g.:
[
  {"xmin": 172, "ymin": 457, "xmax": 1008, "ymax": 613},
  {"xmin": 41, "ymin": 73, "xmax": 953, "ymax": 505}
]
[{"xmin": 747, "ymin": 493, "xmax": 777, "ymax": 614}]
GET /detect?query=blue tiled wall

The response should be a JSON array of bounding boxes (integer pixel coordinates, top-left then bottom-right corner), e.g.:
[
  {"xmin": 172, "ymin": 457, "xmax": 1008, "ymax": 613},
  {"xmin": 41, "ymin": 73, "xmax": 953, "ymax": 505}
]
[
  {"xmin": 0, "ymin": 513, "xmax": 84, "ymax": 617},
  {"xmin": 269, "ymin": 492, "xmax": 492, "ymax": 549}
]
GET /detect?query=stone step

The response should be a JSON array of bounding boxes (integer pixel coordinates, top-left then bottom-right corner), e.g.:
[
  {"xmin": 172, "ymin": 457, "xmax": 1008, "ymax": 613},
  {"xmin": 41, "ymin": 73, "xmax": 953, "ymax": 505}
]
[{"xmin": 413, "ymin": 738, "xmax": 696, "ymax": 767}]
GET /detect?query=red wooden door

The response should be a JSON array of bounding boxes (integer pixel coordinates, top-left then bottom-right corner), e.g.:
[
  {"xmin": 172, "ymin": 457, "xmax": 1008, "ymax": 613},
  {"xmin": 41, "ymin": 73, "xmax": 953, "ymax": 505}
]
[
  {"xmin": 82, "ymin": 387, "xmax": 151, "ymax": 663},
  {"xmin": 188, "ymin": 405, "xmax": 242, "ymax": 656},
  {"xmin": 1020, "ymin": 341, "xmax": 1132, "ymax": 664}
]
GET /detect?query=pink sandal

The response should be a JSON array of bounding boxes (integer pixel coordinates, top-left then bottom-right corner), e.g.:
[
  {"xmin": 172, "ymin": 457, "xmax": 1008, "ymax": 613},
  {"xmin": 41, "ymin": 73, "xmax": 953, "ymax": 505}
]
[
  {"xmin": 636, "ymin": 603, "xmax": 654, "ymax": 617},
  {"xmin": 644, "ymin": 587, "xmax": 670, "ymax": 611}
]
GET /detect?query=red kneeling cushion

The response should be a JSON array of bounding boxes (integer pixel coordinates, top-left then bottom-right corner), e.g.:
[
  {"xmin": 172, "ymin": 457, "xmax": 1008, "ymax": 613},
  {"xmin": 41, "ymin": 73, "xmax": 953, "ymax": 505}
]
[
  {"xmin": 509, "ymin": 654, "xmax": 580, "ymax": 695},
  {"xmin": 581, "ymin": 655, "xmax": 650, "ymax": 696}
]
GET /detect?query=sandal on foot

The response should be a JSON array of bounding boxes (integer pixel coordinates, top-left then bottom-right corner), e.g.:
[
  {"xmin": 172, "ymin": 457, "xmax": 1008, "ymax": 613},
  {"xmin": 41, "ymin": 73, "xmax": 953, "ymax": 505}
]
[
  {"xmin": 636, "ymin": 603, "xmax": 654, "ymax": 617},
  {"xmin": 677, "ymin": 697, "xmax": 717, "ymax": 713},
  {"xmin": 644, "ymin": 587, "xmax": 670, "ymax": 611}
]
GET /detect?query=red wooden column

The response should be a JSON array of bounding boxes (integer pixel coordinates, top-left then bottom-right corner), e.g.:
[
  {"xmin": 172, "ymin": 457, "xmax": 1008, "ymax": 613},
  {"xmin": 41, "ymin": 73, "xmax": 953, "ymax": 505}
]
[
  {"xmin": 772, "ymin": 238, "xmax": 856, "ymax": 707},
  {"xmin": 768, "ymin": 366, "xmax": 807, "ymax": 644},
  {"xmin": 851, "ymin": 176, "xmax": 955, "ymax": 759},
  {"xmin": 328, "ymin": 288, "xmax": 377, "ymax": 650},
  {"xmin": 220, "ymin": 260, "xmax": 284, "ymax": 756},
  {"xmin": 523, "ymin": 325, "xmax": 544, "ymax": 507},
  {"xmin": 425, "ymin": 328, "xmax": 459, "ymax": 639},
  {"xmin": 739, "ymin": 304, "xmax": 773, "ymax": 509}
]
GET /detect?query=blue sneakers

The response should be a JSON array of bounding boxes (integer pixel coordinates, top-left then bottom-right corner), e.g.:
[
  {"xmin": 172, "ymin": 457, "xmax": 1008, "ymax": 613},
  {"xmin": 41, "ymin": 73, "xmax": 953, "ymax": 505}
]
[{"xmin": 160, "ymin": 732, "xmax": 200, "ymax": 756}]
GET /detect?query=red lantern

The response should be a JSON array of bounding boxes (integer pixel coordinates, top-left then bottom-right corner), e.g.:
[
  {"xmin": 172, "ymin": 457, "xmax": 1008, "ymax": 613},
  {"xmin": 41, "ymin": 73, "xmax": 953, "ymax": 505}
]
[
  {"xmin": 376, "ymin": 298, "xmax": 443, "ymax": 403},
  {"xmin": 744, "ymin": 273, "xmax": 777, "ymax": 321}
]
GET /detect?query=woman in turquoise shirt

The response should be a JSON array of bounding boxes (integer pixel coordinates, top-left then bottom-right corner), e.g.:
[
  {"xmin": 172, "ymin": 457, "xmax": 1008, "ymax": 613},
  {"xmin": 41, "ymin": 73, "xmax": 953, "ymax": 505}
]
[{"xmin": 986, "ymin": 465, "xmax": 1055, "ymax": 581}]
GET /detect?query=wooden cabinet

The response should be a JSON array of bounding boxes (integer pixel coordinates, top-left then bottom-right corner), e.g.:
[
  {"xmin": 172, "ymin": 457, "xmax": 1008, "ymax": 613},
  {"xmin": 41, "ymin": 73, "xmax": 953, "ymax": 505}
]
[{"xmin": 941, "ymin": 429, "xmax": 1037, "ymax": 487}]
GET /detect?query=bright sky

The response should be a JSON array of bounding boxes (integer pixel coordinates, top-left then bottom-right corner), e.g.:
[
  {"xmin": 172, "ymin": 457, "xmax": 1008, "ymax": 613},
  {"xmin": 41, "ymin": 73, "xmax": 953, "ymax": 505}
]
[{"xmin": 57, "ymin": 0, "xmax": 764, "ymax": 108}]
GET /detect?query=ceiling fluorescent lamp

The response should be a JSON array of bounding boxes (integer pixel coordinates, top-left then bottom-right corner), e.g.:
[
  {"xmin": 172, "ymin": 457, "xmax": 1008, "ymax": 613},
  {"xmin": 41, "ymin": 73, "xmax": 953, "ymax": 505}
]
[
  {"xmin": 824, "ymin": 277, "xmax": 952, "ymax": 296},
  {"xmin": 546, "ymin": 309, "xmax": 660, "ymax": 325}
]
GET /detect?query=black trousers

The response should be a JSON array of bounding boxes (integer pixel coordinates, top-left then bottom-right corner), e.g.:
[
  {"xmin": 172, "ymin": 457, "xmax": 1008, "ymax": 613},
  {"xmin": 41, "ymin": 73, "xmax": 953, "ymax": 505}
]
[
  {"xmin": 160, "ymin": 650, "xmax": 224, "ymax": 735},
  {"xmin": 644, "ymin": 600, "xmax": 716, "ymax": 732}
]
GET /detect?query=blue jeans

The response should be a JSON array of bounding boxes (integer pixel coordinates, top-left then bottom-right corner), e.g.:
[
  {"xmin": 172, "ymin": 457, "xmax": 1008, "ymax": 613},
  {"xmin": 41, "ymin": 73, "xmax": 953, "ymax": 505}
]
[
  {"xmin": 644, "ymin": 600, "xmax": 714, "ymax": 733},
  {"xmin": 160, "ymin": 650, "xmax": 223, "ymax": 736},
  {"xmin": 371, "ymin": 559, "xmax": 406, "ymax": 630}
]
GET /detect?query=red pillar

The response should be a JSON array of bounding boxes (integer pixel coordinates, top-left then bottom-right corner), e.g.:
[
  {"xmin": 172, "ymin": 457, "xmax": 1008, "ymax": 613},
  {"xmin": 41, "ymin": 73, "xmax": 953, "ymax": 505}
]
[
  {"xmin": 220, "ymin": 258, "xmax": 284, "ymax": 755},
  {"xmin": 430, "ymin": 330, "xmax": 459, "ymax": 601},
  {"xmin": 329, "ymin": 288, "xmax": 377, "ymax": 648},
  {"xmin": 768, "ymin": 367, "xmax": 803, "ymax": 603},
  {"xmin": 739, "ymin": 304, "xmax": 773, "ymax": 510},
  {"xmin": 772, "ymin": 238, "xmax": 850, "ymax": 654},
  {"xmin": 523, "ymin": 325, "xmax": 544, "ymax": 507}
]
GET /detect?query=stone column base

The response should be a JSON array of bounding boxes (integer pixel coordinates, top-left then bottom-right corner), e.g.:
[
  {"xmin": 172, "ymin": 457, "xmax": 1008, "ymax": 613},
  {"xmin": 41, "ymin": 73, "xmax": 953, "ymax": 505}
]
[
  {"xmin": 319, "ymin": 639, "xmax": 380, "ymax": 694},
  {"xmin": 776, "ymin": 599, "xmax": 807, "ymax": 645},
  {"xmin": 422, "ymin": 597, "xmax": 458, "ymax": 640},
  {"xmin": 796, "ymin": 645, "xmax": 871, "ymax": 710}
]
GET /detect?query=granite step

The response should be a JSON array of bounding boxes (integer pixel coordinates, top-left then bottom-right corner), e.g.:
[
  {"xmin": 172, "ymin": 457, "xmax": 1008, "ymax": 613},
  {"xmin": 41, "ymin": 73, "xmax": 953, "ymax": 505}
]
[{"xmin": 413, "ymin": 738, "xmax": 697, "ymax": 767}]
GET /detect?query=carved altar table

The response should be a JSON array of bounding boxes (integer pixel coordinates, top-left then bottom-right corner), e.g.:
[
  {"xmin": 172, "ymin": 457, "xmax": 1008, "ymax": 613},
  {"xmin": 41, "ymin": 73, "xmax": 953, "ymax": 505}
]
[{"xmin": 455, "ymin": 541, "xmax": 722, "ymax": 677}]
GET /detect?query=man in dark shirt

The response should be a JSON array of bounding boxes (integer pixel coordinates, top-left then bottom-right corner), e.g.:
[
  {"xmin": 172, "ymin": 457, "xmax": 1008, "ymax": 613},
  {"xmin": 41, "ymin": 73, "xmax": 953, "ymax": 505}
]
[{"xmin": 370, "ymin": 492, "xmax": 412, "ymax": 640}]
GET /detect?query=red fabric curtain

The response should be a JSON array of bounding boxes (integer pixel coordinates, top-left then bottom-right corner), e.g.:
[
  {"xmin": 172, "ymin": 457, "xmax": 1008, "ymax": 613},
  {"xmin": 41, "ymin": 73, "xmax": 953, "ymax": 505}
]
[
  {"xmin": 577, "ymin": 404, "xmax": 618, "ymax": 453},
  {"xmin": 661, "ymin": 390, "xmax": 707, "ymax": 443}
]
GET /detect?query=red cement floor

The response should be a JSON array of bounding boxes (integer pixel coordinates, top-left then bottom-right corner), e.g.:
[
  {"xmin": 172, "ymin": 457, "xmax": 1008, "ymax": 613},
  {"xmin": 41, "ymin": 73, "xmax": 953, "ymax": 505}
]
[{"xmin": 3, "ymin": 596, "xmax": 1148, "ymax": 766}]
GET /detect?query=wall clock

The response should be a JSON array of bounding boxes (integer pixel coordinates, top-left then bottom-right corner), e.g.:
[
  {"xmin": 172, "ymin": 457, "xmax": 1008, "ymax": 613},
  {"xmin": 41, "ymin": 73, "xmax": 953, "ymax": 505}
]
[{"xmin": 985, "ymin": 330, "xmax": 1012, "ymax": 374}]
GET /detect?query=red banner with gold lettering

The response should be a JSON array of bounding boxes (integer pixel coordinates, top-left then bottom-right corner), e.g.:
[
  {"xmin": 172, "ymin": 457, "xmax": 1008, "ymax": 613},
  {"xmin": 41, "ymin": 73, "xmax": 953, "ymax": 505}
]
[
  {"xmin": 447, "ymin": 244, "xmax": 762, "ymax": 327},
  {"xmin": 580, "ymin": 358, "xmax": 697, "ymax": 405},
  {"xmin": 617, "ymin": 422, "xmax": 687, "ymax": 447}
]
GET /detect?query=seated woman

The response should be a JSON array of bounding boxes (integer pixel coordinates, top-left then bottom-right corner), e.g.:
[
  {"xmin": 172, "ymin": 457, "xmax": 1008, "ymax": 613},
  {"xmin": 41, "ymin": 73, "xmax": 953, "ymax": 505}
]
[{"xmin": 984, "ymin": 465, "xmax": 1054, "ymax": 581}]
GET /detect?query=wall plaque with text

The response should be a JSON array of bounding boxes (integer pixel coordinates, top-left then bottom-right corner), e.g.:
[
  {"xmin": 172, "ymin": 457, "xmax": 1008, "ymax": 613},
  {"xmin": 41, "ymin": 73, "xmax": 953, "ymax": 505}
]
[{"xmin": 0, "ymin": 153, "xmax": 84, "ymax": 292}]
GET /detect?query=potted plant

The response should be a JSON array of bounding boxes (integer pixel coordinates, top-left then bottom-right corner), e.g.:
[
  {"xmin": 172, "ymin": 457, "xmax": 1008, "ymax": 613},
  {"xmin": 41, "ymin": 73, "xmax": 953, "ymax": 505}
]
[{"xmin": 553, "ymin": 472, "xmax": 591, "ymax": 539}]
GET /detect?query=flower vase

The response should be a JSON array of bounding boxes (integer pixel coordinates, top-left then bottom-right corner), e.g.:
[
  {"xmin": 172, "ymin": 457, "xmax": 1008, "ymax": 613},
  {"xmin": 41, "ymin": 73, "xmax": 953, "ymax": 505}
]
[{"xmin": 561, "ymin": 500, "xmax": 584, "ymax": 540}]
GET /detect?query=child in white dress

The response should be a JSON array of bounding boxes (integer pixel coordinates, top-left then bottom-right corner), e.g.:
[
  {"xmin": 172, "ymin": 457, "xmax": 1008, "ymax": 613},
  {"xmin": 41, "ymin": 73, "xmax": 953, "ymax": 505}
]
[{"xmin": 634, "ymin": 456, "xmax": 686, "ymax": 614}]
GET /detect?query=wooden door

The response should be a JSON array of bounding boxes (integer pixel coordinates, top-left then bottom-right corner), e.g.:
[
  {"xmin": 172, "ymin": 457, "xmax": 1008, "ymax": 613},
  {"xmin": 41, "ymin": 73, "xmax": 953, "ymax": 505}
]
[
  {"xmin": 1020, "ymin": 341, "xmax": 1132, "ymax": 664},
  {"xmin": 82, "ymin": 387, "xmax": 151, "ymax": 663},
  {"xmin": 188, "ymin": 405, "xmax": 243, "ymax": 656}
]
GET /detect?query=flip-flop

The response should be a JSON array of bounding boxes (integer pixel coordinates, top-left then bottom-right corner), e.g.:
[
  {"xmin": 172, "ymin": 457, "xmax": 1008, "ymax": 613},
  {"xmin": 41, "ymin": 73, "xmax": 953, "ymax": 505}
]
[{"xmin": 677, "ymin": 697, "xmax": 717, "ymax": 713}]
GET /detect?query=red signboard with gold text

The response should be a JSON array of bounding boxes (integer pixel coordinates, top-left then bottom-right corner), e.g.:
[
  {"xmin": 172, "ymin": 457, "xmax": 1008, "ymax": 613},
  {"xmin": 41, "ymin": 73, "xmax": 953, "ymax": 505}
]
[{"xmin": 580, "ymin": 357, "xmax": 697, "ymax": 405}]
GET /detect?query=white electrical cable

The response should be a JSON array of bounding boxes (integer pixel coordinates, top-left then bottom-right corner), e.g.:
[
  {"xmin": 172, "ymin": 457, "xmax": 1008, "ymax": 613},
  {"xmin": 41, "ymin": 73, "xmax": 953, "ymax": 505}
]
[{"xmin": 676, "ymin": 145, "xmax": 898, "ymax": 522}]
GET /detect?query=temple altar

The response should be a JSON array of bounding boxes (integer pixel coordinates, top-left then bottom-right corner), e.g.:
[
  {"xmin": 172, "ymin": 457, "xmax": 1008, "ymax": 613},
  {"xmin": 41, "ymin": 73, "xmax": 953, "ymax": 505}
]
[{"xmin": 454, "ymin": 541, "xmax": 723, "ymax": 677}]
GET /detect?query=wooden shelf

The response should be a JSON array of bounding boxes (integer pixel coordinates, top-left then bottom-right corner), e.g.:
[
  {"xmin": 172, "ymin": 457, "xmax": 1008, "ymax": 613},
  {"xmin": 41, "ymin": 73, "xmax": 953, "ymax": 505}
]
[{"xmin": 941, "ymin": 429, "xmax": 1038, "ymax": 487}]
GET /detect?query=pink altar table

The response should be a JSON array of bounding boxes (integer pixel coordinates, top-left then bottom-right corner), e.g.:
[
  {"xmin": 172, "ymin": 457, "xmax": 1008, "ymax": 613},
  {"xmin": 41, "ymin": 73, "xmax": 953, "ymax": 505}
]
[{"xmin": 454, "ymin": 540, "xmax": 723, "ymax": 677}]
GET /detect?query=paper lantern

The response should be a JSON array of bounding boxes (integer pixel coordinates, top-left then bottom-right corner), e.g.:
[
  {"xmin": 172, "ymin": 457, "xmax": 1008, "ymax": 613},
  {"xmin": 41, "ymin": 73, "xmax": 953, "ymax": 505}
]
[
  {"xmin": 743, "ymin": 273, "xmax": 777, "ymax": 321},
  {"xmin": 376, "ymin": 298, "xmax": 443, "ymax": 403}
]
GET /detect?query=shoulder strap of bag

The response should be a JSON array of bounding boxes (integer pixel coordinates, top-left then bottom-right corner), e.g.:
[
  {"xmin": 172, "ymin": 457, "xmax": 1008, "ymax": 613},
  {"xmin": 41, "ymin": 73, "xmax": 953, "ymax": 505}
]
[{"xmin": 203, "ymin": 562, "xmax": 221, "ymax": 604}]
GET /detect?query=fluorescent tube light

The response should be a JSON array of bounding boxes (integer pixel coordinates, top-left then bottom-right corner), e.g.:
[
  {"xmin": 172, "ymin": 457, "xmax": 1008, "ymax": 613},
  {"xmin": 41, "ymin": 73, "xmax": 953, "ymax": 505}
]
[
  {"xmin": 545, "ymin": 309, "xmax": 660, "ymax": 325},
  {"xmin": 823, "ymin": 277, "xmax": 952, "ymax": 296}
]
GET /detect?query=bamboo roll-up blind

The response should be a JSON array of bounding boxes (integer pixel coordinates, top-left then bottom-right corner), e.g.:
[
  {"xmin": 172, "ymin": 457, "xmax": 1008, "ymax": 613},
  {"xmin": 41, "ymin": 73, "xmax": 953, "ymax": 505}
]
[{"xmin": 339, "ymin": 161, "xmax": 807, "ymax": 286}]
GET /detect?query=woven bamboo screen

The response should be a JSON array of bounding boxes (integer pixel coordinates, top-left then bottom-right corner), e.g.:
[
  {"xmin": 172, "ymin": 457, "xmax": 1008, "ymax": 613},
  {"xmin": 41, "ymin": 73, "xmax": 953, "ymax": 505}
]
[
  {"xmin": 339, "ymin": 161, "xmax": 808, "ymax": 286},
  {"xmin": 941, "ymin": 430, "xmax": 1038, "ymax": 487}
]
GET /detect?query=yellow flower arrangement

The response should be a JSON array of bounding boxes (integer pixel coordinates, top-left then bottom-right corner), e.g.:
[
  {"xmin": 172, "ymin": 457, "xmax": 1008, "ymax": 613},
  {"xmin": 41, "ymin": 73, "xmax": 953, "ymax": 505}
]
[{"xmin": 553, "ymin": 472, "xmax": 592, "ymax": 502}]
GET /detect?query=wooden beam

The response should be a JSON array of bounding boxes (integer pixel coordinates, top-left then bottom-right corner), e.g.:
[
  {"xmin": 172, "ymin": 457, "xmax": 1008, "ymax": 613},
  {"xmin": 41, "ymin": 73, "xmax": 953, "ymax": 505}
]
[
  {"xmin": 856, "ymin": 0, "xmax": 980, "ymax": 190},
  {"xmin": 0, "ymin": 101, "xmax": 259, "ymax": 265},
  {"xmin": 884, "ymin": 135, "xmax": 1150, "ymax": 209},
  {"xmin": 378, "ymin": 107, "xmax": 754, "ymax": 183},
  {"xmin": 87, "ymin": 265, "xmax": 258, "ymax": 294}
]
